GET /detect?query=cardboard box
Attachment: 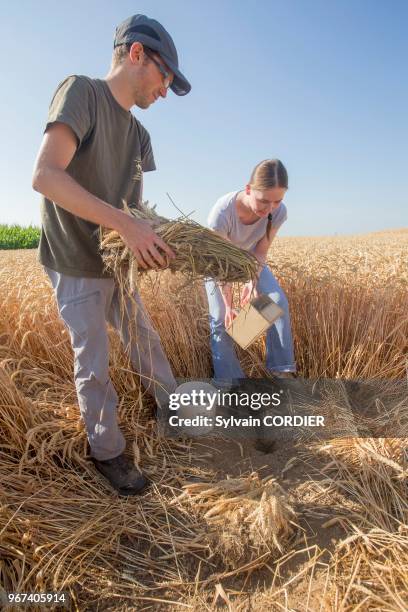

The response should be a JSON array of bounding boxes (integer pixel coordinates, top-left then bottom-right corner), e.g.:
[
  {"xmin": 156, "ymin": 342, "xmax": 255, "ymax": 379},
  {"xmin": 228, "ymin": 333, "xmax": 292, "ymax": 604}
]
[{"xmin": 226, "ymin": 294, "xmax": 284, "ymax": 350}]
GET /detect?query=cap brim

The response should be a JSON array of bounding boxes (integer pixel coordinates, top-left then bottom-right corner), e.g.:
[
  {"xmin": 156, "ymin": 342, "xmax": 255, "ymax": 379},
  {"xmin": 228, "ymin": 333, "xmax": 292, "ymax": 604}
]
[{"xmin": 161, "ymin": 55, "xmax": 191, "ymax": 96}]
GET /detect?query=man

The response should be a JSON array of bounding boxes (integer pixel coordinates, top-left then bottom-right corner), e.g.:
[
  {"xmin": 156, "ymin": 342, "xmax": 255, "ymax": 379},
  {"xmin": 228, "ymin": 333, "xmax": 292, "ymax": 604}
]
[{"xmin": 32, "ymin": 15, "xmax": 191, "ymax": 495}]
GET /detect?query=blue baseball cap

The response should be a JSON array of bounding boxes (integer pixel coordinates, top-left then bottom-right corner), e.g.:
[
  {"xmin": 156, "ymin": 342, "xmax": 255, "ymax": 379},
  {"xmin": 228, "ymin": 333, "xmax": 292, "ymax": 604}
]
[{"xmin": 114, "ymin": 14, "xmax": 191, "ymax": 96}]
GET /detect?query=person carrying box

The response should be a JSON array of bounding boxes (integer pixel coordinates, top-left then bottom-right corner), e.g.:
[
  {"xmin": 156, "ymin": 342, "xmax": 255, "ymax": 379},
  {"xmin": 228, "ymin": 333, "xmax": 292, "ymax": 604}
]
[{"xmin": 205, "ymin": 159, "xmax": 296, "ymax": 380}]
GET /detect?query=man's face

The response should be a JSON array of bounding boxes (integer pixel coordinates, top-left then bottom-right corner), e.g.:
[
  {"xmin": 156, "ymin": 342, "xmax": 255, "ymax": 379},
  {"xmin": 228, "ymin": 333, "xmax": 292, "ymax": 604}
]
[
  {"xmin": 247, "ymin": 186, "xmax": 286, "ymax": 218},
  {"xmin": 130, "ymin": 45, "xmax": 174, "ymax": 109}
]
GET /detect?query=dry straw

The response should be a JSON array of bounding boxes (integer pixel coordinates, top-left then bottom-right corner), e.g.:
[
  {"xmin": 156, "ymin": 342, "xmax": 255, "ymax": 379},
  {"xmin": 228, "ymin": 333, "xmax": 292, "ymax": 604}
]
[
  {"xmin": 1, "ymin": 229, "xmax": 407, "ymax": 608},
  {"xmin": 100, "ymin": 202, "xmax": 258, "ymax": 292},
  {"xmin": 0, "ymin": 253, "xmax": 277, "ymax": 609},
  {"xmin": 175, "ymin": 473, "xmax": 298, "ymax": 568}
]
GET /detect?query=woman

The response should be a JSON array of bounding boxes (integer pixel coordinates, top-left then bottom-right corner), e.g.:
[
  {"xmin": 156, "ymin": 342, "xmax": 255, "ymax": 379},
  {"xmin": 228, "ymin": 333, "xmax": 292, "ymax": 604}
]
[{"xmin": 205, "ymin": 159, "xmax": 296, "ymax": 380}]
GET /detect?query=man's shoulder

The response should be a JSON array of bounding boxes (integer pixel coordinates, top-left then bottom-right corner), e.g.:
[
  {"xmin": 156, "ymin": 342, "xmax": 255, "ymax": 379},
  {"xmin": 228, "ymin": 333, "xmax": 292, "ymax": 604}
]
[
  {"xmin": 51, "ymin": 74, "xmax": 99, "ymax": 103},
  {"xmin": 54, "ymin": 74, "xmax": 96, "ymax": 90}
]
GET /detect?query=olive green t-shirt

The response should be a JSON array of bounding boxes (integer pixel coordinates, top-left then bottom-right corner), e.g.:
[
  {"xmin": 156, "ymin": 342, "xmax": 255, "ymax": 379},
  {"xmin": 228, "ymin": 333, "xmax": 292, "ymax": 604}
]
[{"xmin": 38, "ymin": 75, "xmax": 156, "ymax": 277}]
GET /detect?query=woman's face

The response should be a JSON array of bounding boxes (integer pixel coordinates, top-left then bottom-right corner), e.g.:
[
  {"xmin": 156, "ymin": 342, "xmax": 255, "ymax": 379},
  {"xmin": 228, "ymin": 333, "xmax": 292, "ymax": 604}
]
[{"xmin": 246, "ymin": 186, "xmax": 287, "ymax": 218}]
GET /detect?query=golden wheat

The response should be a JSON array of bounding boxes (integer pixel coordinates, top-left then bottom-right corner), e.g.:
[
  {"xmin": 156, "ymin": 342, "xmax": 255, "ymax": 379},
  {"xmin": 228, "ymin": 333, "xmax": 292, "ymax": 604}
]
[{"xmin": 0, "ymin": 229, "xmax": 406, "ymax": 608}]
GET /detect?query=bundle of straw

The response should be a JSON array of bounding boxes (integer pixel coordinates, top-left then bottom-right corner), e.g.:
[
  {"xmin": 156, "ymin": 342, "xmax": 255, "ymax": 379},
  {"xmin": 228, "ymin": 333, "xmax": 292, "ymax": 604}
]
[
  {"xmin": 175, "ymin": 473, "xmax": 298, "ymax": 568},
  {"xmin": 100, "ymin": 202, "xmax": 258, "ymax": 289}
]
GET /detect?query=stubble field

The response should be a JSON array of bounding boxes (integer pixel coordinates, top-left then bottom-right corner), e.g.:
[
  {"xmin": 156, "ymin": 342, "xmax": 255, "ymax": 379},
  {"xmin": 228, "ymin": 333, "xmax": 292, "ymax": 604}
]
[{"xmin": 0, "ymin": 230, "xmax": 407, "ymax": 610}]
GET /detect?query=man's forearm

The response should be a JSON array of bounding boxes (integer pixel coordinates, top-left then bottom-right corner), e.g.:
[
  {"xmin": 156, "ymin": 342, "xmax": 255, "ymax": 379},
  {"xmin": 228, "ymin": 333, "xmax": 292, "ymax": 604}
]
[{"xmin": 33, "ymin": 166, "xmax": 129, "ymax": 234}]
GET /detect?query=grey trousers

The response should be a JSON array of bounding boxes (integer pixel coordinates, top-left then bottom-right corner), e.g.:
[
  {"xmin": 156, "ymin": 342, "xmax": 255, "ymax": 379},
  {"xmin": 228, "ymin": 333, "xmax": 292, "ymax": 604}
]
[{"xmin": 45, "ymin": 267, "xmax": 177, "ymax": 461}]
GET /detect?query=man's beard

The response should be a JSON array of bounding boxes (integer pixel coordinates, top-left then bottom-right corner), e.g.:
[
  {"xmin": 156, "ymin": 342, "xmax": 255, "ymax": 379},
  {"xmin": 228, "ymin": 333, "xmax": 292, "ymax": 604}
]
[
  {"xmin": 133, "ymin": 83, "xmax": 152, "ymax": 110},
  {"xmin": 135, "ymin": 98, "xmax": 150, "ymax": 109}
]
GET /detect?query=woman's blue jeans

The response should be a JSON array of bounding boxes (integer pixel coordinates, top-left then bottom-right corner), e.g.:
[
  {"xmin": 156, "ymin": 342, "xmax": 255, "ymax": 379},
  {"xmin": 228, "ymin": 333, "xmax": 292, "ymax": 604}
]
[{"xmin": 205, "ymin": 266, "xmax": 296, "ymax": 379}]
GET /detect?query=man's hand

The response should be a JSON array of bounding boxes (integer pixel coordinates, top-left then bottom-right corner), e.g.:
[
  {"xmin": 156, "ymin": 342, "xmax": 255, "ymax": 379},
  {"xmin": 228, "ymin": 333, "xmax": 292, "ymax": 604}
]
[{"xmin": 120, "ymin": 217, "xmax": 175, "ymax": 269}]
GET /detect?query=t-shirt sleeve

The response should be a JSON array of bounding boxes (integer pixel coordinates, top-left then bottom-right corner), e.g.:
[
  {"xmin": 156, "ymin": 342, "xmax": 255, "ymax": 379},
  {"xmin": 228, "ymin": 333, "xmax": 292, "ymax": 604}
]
[
  {"xmin": 271, "ymin": 203, "xmax": 288, "ymax": 230},
  {"xmin": 138, "ymin": 123, "xmax": 156, "ymax": 172},
  {"xmin": 46, "ymin": 75, "xmax": 95, "ymax": 147},
  {"xmin": 207, "ymin": 202, "xmax": 230, "ymax": 239}
]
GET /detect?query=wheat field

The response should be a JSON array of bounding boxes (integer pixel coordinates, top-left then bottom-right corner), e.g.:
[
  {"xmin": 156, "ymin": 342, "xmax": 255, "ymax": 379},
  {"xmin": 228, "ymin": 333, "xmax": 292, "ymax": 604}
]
[{"xmin": 0, "ymin": 230, "xmax": 407, "ymax": 610}]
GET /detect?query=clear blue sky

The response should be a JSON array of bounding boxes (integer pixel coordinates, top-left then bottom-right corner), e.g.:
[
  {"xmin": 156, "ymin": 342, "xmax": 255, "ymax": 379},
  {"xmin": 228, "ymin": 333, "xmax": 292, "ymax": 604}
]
[{"xmin": 0, "ymin": 0, "xmax": 407, "ymax": 235}]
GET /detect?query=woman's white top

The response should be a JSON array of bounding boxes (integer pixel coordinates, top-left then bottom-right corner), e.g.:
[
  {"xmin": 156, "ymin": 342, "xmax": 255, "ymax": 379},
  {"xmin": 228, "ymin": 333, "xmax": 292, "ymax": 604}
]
[{"xmin": 207, "ymin": 191, "xmax": 287, "ymax": 251}]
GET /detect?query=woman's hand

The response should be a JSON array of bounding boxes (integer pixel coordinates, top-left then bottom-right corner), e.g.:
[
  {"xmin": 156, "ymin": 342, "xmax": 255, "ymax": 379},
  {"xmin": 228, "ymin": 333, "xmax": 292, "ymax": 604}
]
[
  {"xmin": 225, "ymin": 306, "xmax": 239, "ymax": 329},
  {"xmin": 240, "ymin": 280, "xmax": 259, "ymax": 307}
]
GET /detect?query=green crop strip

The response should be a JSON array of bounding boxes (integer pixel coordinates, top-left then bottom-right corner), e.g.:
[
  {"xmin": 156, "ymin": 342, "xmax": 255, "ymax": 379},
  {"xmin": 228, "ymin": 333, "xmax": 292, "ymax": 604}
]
[{"xmin": 0, "ymin": 224, "xmax": 40, "ymax": 249}]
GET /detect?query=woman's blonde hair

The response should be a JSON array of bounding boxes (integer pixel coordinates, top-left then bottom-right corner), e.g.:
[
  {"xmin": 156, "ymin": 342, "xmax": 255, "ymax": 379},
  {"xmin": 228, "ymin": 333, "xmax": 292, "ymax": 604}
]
[{"xmin": 249, "ymin": 159, "xmax": 288, "ymax": 240}]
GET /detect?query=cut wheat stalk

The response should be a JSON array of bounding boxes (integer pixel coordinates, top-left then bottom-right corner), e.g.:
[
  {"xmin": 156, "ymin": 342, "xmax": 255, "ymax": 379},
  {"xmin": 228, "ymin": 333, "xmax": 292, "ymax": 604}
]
[
  {"xmin": 174, "ymin": 472, "xmax": 298, "ymax": 569},
  {"xmin": 100, "ymin": 202, "xmax": 258, "ymax": 291}
]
